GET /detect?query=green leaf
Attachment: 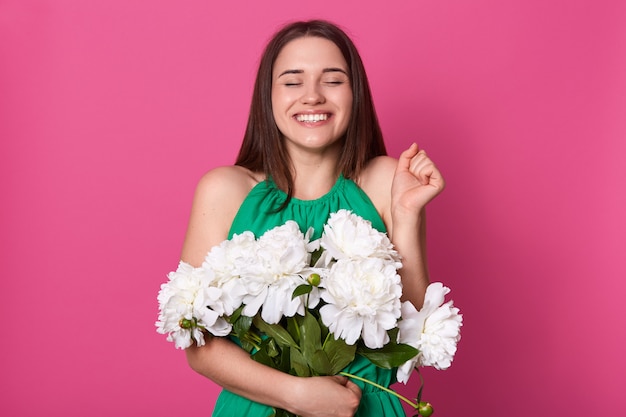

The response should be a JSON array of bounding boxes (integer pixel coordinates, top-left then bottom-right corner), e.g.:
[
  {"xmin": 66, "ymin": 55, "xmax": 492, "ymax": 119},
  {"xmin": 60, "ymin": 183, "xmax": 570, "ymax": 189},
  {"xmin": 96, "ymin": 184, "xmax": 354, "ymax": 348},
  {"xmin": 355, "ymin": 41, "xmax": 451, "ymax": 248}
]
[
  {"xmin": 387, "ymin": 327, "xmax": 399, "ymax": 340},
  {"xmin": 298, "ymin": 311, "xmax": 322, "ymax": 362},
  {"xmin": 310, "ymin": 349, "xmax": 332, "ymax": 375},
  {"xmin": 251, "ymin": 342, "xmax": 275, "ymax": 368},
  {"xmin": 324, "ymin": 335, "xmax": 356, "ymax": 375},
  {"xmin": 228, "ymin": 305, "xmax": 245, "ymax": 324},
  {"xmin": 290, "ymin": 347, "xmax": 311, "ymax": 377},
  {"xmin": 317, "ymin": 314, "xmax": 329, "ymax": 341},
  {"xmin": 266, "ymin": 338, "xmax": 280, "ymax": 358},
  {"xmin": 233, "ymin": 314, "xmax": 253, "ymax": 338},
  {"xmin": 253, "ymin": 316, "xmax": 298, "ymax": 349},
  {"xmin": 251, "ymin": 338, "xmax": 290, "ymax": 374},
  {"xmin": 357, "ymin": 342, "xmax": 419, "ymax": 369},
  {"xmin": 310, "ymin": 248, "xmax": 324, "ymax": 266},
  {"xmin": 232, "ymin": 314, "xmax": 256, "ymax": 353},
  {"xmin": 292, "ymin": 284, "xmax": 312, "ymax": 299},
  {"xmin": 276, "ymin": 345, "xmax": 291, "ymax": 374},
  {"xmin": 287, "ymin": 317, "xmax": 300, "ymax": 344}
]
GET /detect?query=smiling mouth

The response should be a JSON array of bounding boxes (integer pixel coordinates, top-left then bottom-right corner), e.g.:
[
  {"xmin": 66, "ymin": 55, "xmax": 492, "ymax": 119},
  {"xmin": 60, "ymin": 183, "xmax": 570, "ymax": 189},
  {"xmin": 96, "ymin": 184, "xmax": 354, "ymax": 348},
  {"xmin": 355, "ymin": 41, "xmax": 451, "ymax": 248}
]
[{"xmin": 295, "ymin": 113, "xmax": 330, "ymax": 122}]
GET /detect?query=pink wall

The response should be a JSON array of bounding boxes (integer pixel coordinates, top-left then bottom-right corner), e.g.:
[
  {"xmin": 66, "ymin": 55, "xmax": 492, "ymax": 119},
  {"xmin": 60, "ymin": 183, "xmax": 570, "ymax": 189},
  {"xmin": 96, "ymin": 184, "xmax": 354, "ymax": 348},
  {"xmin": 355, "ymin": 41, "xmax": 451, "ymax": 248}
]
[{"xmin": 1, "ymin": 1, "xmax": 625, "ymax": 416}]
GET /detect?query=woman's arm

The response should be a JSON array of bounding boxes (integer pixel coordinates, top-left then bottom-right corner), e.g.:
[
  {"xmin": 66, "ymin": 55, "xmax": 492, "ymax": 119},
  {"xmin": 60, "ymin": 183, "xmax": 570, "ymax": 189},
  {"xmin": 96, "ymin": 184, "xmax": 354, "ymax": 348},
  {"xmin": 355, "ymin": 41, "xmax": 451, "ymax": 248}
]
[
  {"xmin": 360, "ymin": 144, "xmax": 445, "ymax": 309},
  {"xmin": 178, "ymin": 166, "xmax": 362, "ymax": 417},
  {"xmin": 185, "ymin": 337, "xmax": 361, "ymax": 416}
]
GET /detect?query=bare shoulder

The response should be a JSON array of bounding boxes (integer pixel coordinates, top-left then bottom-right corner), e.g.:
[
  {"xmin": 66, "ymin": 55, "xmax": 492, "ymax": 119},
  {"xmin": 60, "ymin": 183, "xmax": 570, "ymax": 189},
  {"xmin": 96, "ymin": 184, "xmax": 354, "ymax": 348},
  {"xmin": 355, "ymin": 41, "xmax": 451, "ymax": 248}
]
[
  {"xmin": 361, "ymin": 156, "xmax": 397, "ymax": 181},
  {"xmin": 181, "ymin": 165, "xmax": 263, "ymax": 266},
  {"xmin": 192, "ymin": 166, "xmax": 261, "ymax": 221},
  {"xmin": 359, "ymin": 156, "xmax": 397, "ymax": 197},
  {"xmin": 195, "ymin": 165, "xmax": 262, "ymax": 199},
  {"xmin": 358, "ymin": 156, "xmax": 398, "ymax": 222}
]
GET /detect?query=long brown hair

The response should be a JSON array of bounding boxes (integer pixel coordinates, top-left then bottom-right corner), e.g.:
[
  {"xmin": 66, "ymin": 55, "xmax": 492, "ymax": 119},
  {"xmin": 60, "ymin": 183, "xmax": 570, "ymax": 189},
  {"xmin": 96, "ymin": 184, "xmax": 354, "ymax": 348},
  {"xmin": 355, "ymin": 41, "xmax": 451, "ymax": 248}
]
[{"xmin": 235, "ymin": 20, "xmax": 386, "ymax": 200}]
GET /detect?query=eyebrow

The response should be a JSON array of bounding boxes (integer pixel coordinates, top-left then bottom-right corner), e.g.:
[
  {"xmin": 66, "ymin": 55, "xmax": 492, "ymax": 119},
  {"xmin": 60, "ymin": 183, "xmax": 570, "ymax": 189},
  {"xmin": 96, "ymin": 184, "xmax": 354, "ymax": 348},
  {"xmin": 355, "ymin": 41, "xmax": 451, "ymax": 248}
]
[{"xmin": 277, "ymin": 67, "xmax": 348, "ymax": 78}]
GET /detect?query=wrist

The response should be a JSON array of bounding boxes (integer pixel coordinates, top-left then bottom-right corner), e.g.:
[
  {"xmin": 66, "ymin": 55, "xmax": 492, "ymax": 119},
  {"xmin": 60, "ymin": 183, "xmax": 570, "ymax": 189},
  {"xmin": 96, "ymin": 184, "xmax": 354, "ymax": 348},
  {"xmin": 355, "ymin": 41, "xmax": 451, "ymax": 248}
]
[
  {"xmin": 391, "ymin": 206, "xmax": 424, "ymax": 230},
  {"xmin": 277, "ymin": 375, "xmax": 305, "ymax": 414}
]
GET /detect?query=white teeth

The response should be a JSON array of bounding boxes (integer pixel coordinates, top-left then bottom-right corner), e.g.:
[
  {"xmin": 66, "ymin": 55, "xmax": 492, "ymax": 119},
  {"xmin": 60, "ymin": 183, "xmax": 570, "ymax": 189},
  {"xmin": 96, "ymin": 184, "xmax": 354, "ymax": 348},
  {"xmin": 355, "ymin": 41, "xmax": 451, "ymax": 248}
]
[{"xmin": 296, "ymin": 114, "xmax": 329, "ymax": 122}]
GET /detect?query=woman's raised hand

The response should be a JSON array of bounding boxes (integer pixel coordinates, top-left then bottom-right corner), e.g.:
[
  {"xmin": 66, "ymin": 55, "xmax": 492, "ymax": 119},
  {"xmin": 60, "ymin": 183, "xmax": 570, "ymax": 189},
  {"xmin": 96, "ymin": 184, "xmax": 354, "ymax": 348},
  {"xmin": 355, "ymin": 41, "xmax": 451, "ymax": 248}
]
[{"xmin": 391, "ymin": 143, "xmax": 445, "ymax": 215}]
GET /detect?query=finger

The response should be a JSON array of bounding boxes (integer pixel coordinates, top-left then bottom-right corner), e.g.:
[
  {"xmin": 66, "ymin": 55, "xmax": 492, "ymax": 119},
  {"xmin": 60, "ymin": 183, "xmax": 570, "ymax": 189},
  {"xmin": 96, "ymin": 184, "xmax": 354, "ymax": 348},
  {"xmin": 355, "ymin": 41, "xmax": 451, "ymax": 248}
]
[
  {"xmin": 409, "ymin": 154, "xmax": 436, "ymax": 185},
  {"xmin": 395, "ymin": 143, "xmax": 420, "ymax": 174},
  {"xmin": 345, "ymin": 380, "xmax": 362, "ymax": 399},
  {"xmin": 416, "ymin": 163, "xmax": 445, "ymax": 190},
  {"xmin": 331, "ymin": 375, "xmax": 349, "ymax": 386},
  {"xmin": 408, "ymin": 150, "xmax": 429, "ymax": 172}
]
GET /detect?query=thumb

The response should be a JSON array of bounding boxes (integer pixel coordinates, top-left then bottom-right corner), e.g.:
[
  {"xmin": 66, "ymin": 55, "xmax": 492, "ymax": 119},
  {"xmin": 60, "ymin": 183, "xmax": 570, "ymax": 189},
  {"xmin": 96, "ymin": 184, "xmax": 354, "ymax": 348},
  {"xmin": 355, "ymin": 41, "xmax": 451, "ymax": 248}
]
[
  {"xmin": 345, "ymin": 379, "xmax": 362, "ymax": 399},
  {"xmin": 331, "ymin": 375, "xmax": 349, "ymax": 386},
  {"xmin": 396, "ymin": 143, "xmax": 420, "ymax": 174}
]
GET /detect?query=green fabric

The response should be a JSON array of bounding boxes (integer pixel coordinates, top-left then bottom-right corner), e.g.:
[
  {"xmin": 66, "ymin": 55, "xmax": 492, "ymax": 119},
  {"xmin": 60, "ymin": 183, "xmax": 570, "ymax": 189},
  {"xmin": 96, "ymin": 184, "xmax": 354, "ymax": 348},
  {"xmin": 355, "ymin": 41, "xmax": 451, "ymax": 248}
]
[
  {"xmin": 213, "ymin": 175, "xmax": 404, "ymax": 417},
  {"xmin": 227, "ymin": 174, "xmax": 386, "ymax": 241}
]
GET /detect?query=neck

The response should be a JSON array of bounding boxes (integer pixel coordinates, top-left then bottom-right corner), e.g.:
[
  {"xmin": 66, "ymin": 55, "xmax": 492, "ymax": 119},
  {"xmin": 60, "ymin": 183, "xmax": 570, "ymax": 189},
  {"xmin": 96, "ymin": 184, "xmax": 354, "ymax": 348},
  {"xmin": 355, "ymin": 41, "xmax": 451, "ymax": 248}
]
[
  {"xmin": 290, "ymin": 155, "xmax": 341, "ymax": 201},
  {"xmin": 292, "ymin": 170, "xmax": 340, "ymax": 200}
]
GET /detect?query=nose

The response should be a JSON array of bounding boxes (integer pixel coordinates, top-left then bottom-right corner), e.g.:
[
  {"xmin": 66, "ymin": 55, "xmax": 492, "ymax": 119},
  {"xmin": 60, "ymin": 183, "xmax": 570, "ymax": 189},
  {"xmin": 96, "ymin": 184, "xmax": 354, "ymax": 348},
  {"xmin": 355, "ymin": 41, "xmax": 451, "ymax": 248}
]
[{"xmin": 300, "ymin": 82, "xmax": 325, "ymax": 105}]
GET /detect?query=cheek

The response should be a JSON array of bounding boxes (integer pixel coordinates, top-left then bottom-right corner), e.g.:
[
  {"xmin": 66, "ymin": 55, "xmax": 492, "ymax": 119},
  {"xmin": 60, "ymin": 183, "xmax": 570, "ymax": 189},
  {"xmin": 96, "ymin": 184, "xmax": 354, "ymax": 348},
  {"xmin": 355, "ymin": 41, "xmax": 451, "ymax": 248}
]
[
  {"xmin": 340, "ymin": 95, "xmax": 353, "ymax": 122},
  {"xmin": 337, "ymin": 89, "xmax": 353, "ymax": 115},
  {"xmin": 271, "ymin": 91, "xmax": 294, "ymax": 115},
  {"xmin": 271, "ymin": 99, "xmax": 285, "ymax": 127}
]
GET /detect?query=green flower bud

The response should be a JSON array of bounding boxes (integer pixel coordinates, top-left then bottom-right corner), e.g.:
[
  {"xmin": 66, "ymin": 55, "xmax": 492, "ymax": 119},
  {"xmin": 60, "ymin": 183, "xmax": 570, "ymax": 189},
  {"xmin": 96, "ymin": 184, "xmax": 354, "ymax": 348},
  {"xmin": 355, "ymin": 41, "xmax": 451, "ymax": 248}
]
[
  {"xmin": 417, "ymin": 401, "xmax": 434, "ymax": 417},
  {"xmin": 179, "ymin": 318, "xmax": 193, "ymax": 329},
  {"xmin": 308, "ymin": 273, "xmax": 321, "ymax": 286}
]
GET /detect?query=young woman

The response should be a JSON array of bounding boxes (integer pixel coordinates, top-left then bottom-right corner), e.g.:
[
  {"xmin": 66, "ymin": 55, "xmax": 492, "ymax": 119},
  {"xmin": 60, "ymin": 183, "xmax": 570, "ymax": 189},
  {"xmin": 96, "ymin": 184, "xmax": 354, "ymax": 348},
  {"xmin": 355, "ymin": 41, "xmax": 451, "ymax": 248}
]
[{"xmin": 180, "ymin": 20, "xmax": 445, "ymax": 417}]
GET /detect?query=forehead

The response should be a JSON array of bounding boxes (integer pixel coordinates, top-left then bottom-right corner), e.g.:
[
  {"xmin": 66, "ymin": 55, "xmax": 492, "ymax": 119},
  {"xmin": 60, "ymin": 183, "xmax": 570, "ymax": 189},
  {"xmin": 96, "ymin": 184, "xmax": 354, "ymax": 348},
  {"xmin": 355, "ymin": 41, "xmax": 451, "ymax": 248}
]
[{"xmin": 273, "ymin": 36, "xmax": 348, "ymax": 74}]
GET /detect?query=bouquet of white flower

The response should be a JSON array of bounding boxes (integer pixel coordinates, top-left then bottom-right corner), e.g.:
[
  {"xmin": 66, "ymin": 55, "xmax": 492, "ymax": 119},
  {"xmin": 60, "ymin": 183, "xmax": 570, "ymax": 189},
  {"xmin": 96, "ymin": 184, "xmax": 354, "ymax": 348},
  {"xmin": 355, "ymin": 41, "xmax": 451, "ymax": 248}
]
[{"xmin": 156, "ymin": 209, "xmax": 462, "ymax": 417}]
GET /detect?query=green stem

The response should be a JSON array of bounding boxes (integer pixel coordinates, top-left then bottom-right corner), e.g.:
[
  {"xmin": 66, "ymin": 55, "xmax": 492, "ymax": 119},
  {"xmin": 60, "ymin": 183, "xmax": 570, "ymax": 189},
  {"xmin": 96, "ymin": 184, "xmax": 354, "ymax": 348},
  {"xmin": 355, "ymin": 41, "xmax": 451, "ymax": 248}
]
[
  {"xmin": 339, "ymin": 371, "xmax": 418, "ymax": 409},
  {"xmin": 241, "ymin": 334, "xmax": 262, "ymax": 352},
  {"xmin": 250, "ymin": 332, "xmax": 263, "ymax": 343},
  {"xmin": 321, "ymin": 331, "xmax": 332, "ymax": 350},
  {"xmin": 416, "ymin": 368, "xmax": 425, "ymax": 403}
]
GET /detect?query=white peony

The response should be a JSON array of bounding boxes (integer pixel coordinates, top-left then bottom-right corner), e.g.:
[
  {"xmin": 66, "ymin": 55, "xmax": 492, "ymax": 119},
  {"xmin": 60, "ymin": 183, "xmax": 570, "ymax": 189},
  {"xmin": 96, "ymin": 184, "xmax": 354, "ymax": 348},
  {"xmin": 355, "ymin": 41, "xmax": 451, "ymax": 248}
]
[
  {"xmin": 396, "ymin": 282, "xmax": 463, "ymax": 383},
  {"xmin": 202, "ymin": 231, "xmax": 257, "ymax": 316},
  {"xmin": 240, "ymin": 221, "xmax": 320, "ymax": 324},
  {"xmin": 319, "ymin": 258, "xmax": 402, "ymax": 348},
  {"xmin": 318, "ymin": 209, "xmax": 401, "ymax": 268},
  {"xmin": 155, "ymin": 261, "xmax": 232, "ymax": 349}
]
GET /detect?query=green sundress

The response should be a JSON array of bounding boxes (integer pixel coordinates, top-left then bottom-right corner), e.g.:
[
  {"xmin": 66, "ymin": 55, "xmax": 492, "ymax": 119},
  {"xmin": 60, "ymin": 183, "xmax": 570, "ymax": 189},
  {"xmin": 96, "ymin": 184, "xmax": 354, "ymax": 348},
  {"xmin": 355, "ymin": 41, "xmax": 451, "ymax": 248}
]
[{"xmin": 212, "ymin": 175, "xmax": 405, "ymax": 417}]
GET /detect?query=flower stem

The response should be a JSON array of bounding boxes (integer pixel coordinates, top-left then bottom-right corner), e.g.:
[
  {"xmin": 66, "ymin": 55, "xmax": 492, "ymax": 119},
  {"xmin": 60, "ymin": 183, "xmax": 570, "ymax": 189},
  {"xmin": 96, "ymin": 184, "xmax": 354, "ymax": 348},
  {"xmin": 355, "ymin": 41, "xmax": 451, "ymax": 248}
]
[
  {"xmin": 321, "ymin": 331, "xmax": 332, "ymax": 350},
  {"xmin": 241, "ymin": 334, "xmax": 262, "ymax": 352},
  {"xmin": 339, "ymin": 371, "xmax": 419, "ymax": 409}
]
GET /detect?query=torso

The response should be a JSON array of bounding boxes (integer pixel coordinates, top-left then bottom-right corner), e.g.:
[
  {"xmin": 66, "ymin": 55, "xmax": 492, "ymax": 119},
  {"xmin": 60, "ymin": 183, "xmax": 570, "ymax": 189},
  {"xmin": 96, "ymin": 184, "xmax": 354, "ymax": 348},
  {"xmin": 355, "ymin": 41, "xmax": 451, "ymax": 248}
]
[
  {"xmin": 210, "ymin": 157, "xmax": 403, "ymax": 417},
  {"xmin": 227, "ymin": 169, "xmax": 387, "ymax": 239},
  {"xmin": 226, "ymin": 155, "xmax": 397, "ymax": 226},
  {"xmin": 183, "ymin": 155, "xmax": 397, "ymax": 266}
]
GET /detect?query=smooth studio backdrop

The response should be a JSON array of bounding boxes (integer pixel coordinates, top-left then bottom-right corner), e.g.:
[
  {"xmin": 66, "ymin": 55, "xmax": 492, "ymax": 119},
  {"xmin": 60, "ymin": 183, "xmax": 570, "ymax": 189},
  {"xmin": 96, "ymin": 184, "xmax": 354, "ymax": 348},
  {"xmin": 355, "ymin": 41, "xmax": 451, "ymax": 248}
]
[{"xmin": 1, "ymin": 1, "xmax": 625, "ymax": 416}]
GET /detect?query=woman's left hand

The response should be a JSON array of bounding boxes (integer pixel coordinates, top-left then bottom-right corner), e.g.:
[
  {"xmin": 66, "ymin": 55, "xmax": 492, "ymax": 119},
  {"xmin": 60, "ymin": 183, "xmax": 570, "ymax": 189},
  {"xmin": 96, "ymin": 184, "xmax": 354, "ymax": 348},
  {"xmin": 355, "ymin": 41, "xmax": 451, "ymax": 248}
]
[{"xmin": 391, "ymin": 143, "xmax": 445, "ymax": 215}]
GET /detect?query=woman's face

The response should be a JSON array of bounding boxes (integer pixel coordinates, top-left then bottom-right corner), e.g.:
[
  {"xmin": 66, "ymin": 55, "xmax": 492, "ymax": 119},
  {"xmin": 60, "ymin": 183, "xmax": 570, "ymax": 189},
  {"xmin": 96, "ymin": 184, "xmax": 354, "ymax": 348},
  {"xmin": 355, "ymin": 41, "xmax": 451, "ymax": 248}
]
[{"xmin": 271, "ymin": 36, "xmax": 353, "ymax": 154}]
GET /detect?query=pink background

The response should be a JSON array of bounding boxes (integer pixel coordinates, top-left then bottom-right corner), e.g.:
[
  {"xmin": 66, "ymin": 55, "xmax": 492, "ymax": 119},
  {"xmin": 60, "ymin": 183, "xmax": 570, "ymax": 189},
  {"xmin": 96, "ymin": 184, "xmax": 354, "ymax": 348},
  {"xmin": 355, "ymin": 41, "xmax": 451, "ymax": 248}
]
[{"xmin": 1, "ymin": 0, "xmax": 625, "ymax": 416}]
